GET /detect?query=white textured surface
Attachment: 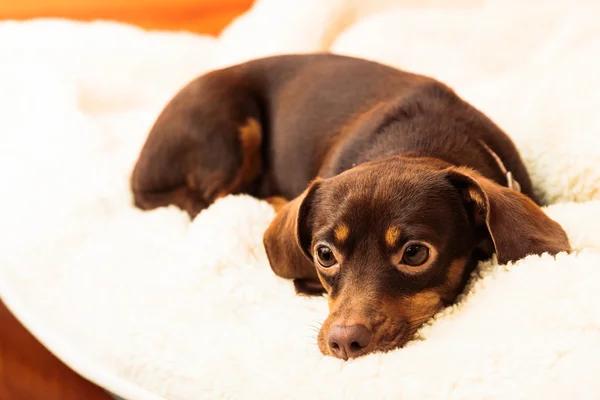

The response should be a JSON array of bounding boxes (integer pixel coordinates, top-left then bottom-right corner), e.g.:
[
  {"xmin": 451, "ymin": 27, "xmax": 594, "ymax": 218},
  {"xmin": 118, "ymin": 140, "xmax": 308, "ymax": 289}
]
[{"xmin": 1, "ymin": 1, "xmax": 600, "ymax": 399}]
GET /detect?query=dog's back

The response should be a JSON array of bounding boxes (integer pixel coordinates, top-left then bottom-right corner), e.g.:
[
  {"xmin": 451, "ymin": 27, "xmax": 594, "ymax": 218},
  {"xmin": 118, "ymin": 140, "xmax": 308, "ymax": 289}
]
[
  {"xmin": 131, "ymin": 53, "xmax": 537, "ymax": 217},
  {"xmin": 180, "ymin": 54, "xmax": 535, "ymax": 201}
]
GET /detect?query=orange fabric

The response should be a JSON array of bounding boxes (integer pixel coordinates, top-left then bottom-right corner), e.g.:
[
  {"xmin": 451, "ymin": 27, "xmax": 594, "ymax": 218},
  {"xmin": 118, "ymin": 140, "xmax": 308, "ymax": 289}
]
[
  {"xmin": 0, "ymin": 0, "xmax": 254, "ymax": 35},
  {"xmin": 0, "ymin": 300, "xmax": 112, "ymax": 400}
]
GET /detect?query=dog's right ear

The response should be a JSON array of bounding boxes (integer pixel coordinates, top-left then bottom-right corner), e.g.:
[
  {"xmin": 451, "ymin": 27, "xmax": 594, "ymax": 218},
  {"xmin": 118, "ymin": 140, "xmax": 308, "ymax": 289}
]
[{"xmin": 263, "ymin": 180, "xmax": 325, "ymax": 296}]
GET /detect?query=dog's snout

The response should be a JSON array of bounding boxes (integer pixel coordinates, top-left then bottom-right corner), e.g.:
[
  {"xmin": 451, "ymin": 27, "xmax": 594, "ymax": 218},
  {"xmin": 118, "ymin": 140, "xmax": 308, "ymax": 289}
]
[{"xmin": 327, "ymin": 324, "xmax": 372, "ymax": 360}]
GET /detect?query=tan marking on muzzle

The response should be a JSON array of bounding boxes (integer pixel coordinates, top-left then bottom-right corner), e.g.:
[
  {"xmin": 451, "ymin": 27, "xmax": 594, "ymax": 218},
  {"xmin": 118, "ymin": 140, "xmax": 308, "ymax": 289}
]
[{"xmin": 403, "ymin": 290, "xmax": 442, "ymax": 315}]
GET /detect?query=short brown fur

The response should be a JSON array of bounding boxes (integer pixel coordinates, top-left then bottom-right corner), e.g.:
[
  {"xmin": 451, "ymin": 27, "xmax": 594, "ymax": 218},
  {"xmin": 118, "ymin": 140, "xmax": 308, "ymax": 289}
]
[{"xmin": 130, "ymin": 53, "xmax": 571, "ymax": 360}]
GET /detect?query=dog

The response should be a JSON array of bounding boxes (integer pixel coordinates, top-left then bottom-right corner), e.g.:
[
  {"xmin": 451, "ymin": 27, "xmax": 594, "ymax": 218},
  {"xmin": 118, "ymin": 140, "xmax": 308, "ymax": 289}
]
[{"xmin": 130, "ymin": 53, "xmax": 571, "ymax": 360}]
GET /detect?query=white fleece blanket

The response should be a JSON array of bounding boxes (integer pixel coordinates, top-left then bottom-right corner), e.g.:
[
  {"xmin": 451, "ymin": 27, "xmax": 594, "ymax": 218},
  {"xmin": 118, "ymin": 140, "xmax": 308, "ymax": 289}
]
[{"xmin": 2, "ymin": 0, "xmax": 600, "ymax": 399}]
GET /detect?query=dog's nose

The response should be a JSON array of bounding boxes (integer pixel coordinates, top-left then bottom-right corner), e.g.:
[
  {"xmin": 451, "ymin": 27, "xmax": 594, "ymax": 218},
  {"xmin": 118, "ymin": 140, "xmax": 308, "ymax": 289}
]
[{"xmin": 327, "ymin": 324, "xmax": 372, "ymax": 360}]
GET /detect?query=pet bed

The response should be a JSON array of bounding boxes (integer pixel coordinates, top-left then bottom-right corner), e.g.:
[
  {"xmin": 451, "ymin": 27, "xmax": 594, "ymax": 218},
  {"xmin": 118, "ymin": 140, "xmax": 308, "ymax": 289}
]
[{"xmin": 2, "ymin": 0, "xmax": 600, "ymax": 398}]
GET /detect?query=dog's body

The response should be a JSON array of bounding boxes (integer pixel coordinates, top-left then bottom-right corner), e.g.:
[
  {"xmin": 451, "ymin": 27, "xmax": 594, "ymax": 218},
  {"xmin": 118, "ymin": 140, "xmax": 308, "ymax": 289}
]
[
  {"xmin": 131, "ymin": 53, "xmax": 570, "ymax": 360},
  {"xmin": 133, "ymin": 53, "xmax": 536, "ymax": 208}
]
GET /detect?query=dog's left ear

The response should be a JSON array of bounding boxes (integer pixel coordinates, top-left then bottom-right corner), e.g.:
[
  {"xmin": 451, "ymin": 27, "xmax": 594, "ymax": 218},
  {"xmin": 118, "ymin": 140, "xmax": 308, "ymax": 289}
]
[
  {"xmin": 263, "ymin": 180, "xmax": 325, "ymax": 296},
  {"xmin": 446, "ymin": 167, "xmax": 571, "ymax": 264}
]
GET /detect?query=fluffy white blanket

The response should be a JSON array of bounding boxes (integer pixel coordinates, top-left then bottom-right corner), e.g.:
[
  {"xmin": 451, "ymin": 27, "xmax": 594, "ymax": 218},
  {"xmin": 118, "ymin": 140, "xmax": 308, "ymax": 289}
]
[{"xmin": 2, "ymin": 0, "xmax": 600, "ymax": 399}]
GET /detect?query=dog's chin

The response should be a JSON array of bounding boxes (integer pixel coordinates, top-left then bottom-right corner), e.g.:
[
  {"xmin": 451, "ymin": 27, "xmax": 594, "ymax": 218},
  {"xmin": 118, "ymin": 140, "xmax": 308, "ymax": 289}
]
[{"xmin": 317, "ymin": 320, "xmax": 412, "ymax": 360}]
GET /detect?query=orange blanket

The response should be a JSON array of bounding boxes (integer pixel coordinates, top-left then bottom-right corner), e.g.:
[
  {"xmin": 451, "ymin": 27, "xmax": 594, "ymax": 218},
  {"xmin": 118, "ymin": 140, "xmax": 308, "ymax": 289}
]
[{"xmin": 0, "ymin": 0, "xmax": 253, "ymax": 34}]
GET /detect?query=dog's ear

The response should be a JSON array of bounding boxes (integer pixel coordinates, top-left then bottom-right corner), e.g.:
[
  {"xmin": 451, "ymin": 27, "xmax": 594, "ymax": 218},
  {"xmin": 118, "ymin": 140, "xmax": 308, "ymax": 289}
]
[
  {"xmin": 446, "ymin": 167, "xmax": 570, "ymax": 264},
  {"xmin": 263, "ymin": 180, "xmax": 325, "ymax": 296}
]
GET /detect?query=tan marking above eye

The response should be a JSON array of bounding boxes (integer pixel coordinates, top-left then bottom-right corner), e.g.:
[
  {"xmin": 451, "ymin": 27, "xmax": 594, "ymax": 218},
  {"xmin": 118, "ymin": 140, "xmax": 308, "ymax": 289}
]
[
  {"xmin": 385, "ymin": 226, "xmax": 401, "ymax": 247},
  {"xmin": 334, "ymin": 223, "xmax": 349, "ymax": 243}
]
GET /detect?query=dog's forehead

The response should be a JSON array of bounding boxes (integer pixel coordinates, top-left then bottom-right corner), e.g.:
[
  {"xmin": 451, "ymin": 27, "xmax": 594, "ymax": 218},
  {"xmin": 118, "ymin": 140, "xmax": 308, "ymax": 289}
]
[
  {"xmin": 315, "ymin": 163, "xmax": 459, "ymax": 241},
  {"xmin": 325, "ymin": 163, "xmax": 451, "ymax": 210}
]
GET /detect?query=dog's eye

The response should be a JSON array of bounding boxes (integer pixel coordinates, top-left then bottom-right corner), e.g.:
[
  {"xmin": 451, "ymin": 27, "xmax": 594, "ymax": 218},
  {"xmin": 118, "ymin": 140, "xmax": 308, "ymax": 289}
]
[
  {"xmin": 401, "ymin": 244, "xmax": 429, "ymax": 266},
  {"xmin": 316, "ymin": 245, "xmax": 337, "ymax": 268}
]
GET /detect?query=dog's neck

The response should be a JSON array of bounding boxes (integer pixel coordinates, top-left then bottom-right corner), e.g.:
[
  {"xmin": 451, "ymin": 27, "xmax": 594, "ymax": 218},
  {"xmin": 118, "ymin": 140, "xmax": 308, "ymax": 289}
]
[
  {"xmin": 376, "ymin": 135, "xmax": 522, "ymax": 192},
  {"xmin": 355, "ymin": 143, "xmax": 522, "ymax": 193}
]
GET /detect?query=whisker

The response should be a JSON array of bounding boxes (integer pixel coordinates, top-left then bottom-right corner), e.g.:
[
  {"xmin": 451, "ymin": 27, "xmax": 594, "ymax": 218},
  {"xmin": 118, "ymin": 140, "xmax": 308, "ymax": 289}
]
[
  {"xmin": 307, "ymin": 335, "xmax": 320, "ymax": 346},
  {"xmin": 304, "ymin": 320, "xmax": 323, "ymax": 346},
  {"xmin": 306, "ymin": 321, "xmax": 323, "ymax": 333}
]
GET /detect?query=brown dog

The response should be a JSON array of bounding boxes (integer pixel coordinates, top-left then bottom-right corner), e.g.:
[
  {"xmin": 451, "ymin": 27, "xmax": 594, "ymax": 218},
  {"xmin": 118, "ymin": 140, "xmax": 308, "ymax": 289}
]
[{"xmin": 131, "ymin": 53, "xmax": 571, "ymax": 360}]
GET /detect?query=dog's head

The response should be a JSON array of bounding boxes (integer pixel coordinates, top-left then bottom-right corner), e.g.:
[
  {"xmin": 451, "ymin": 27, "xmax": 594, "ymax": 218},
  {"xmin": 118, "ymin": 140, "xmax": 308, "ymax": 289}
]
[{"xmin": 263, "ymin": 157, "xmax": 570, "ymax": 360}]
